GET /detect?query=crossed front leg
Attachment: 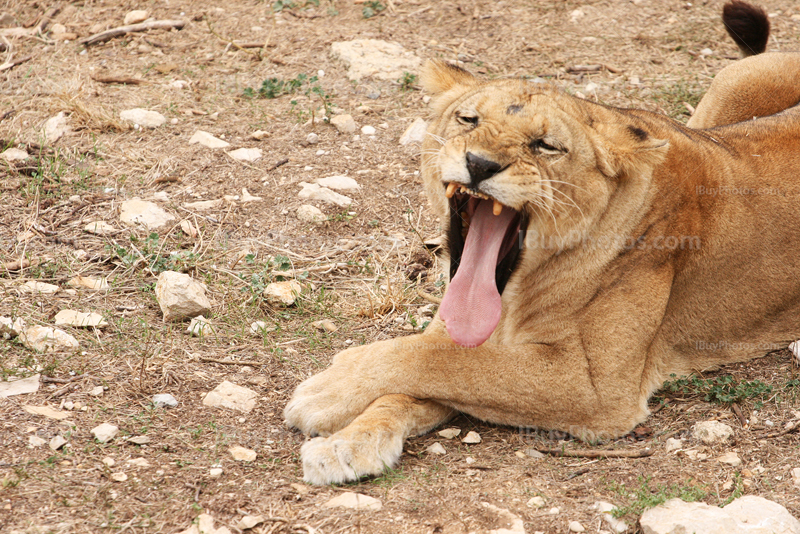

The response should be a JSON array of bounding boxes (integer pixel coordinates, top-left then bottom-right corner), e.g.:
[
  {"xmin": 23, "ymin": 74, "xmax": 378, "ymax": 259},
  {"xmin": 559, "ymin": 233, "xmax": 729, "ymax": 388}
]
[{"xmin": 285, "ymin": 329, "xmax": 649, "ymax": 484}]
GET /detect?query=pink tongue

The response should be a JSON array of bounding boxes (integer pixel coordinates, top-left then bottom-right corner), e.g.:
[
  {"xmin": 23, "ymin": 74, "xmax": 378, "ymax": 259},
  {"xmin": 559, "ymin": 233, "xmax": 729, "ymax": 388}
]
[{"xmin": 440, "ymin": 200, "xmax": 517, "ymax": 347}]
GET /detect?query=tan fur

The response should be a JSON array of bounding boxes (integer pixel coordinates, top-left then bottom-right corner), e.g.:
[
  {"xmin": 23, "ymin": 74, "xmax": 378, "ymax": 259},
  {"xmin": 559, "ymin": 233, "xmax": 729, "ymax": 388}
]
[{"xmin": 285, "ymin": 57, "xmax": 800, "ymax": 485}]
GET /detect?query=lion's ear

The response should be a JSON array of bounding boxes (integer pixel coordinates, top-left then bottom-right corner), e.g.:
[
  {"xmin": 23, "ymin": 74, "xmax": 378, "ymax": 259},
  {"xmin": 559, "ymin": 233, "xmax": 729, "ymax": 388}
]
[
  {"xmin": 420, "ymin": 60, "xmax": 477, "ymax": 96},
  {"xmin": 593, "ymin": 123, "xmax": 670, "ymax": 178}
]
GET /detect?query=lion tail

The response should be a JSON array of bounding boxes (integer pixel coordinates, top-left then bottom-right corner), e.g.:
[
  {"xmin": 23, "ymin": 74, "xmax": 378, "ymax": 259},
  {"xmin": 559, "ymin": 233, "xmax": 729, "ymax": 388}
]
[{"xmin": 722, "ymin": 0, "xmax": 770, "ymax": 57}]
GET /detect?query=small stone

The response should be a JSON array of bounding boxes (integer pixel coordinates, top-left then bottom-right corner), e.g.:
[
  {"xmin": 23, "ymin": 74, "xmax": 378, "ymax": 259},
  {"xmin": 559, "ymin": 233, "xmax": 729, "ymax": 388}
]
[
  {"xmin": 92, "ymin": 423, "xmax": 119, "ymax": 443},
  {"xmin": 241, "ymin": 188, "xmax": 262, "ymax": 202},
  {"xmin": 1, "ymin": 148, "xmax": 29, "ymax": 162},
  {"xmin": 399, "ymin": 117, "xmax": 428, "ymax": 145},
  {"xmin": 465, "ymin": 456, "xmax": 475, "ymax": 464},
  {"xmin": 44, "ymin": 112, "xmax": 69, "ymax": 144},
  {"xmin": 569, "ymin": 521, "xmax": 585, "ymax": 533},
  {"xmin": 49, "ymin": 435, "xmax": 67, "ymax": 450},
  {"xmin": 311, "ymin": 319, "xmax": 337, "ymax": 332},
  {"xmin": 323, "ymin": 492, "xmax": 382, "ymax": 511},
  {"xmin": 527, "ymin": 496, "xmax": 545, "ymax": 508},
  {"xmin": 127, "ymin": 458, "xmax": 151, "ymax": 467},
  {"xmin": 183, "ymin": 199, "xmax": 222, "ymax": 211},
  {"xmin": 462, "ymin": 431, "xmax": 481, "ymax": 444},
  {"xmin": 55, "ymin": 310, "xmax": 108, "ymax": 328},
  {"xmin": 330, "ymin": 114, "xmax": 357, "ymax": 134},
  {"xmin": 110, "ymin": 472, "xmax": 128, "ymax": 482},
  {"xmin": 297, "ymin": 204, "xmax": 326, "ymax": 224},
  {"xmin": 250, "ymin": 321, "xmax": 276, "ymax": 335},
  {"xmin": 306, "ymin": 133, "xmax": 320, "ymax": 144},
  {"xmin": 718, "ymin": 451, "xmax": 742, "ymax": 467},
  {"xmin": 28, "ymin": 435, "xmax": 46, "ymax": 447},
  {"xmin": 189, "ymin": 130, "xmax": 230, "ymax": 148},
  {"xmin": 120, "ymin": 108, "xmax": 166, "ymax": 128},
  {"xmin": 229, "ymin": 446, "xmax": 257, "ymax": 462},
  {"xmin": 153, "ymin": 394, "xmax": 178, "ymax": 408},
  {"xmin": 226, "ymin": 147, "xmax": 262, "ymax": 162},
  {"xmin": 203, "ymin": 380, "xmax": 258, "ymax": 413},
  {"xmin": 316, "ymin": 175, "xmax": 360, "ymax": 190},
  {"xmin": 438, "ymin": 428, "xmax": 461, "ymax": 439},
  {"xmin": 700, "ymin": 48, "xmax": 714, "ymax": 56},
  {"xmin": 791, "ymin": 467, "xmax": 800, "ymax": 488},
  {"xmin": 127, "ymin": 436, "xmax": 151, "ymax": 445},
  {"xmin": 0, "ymin": 316, "xmax": 24, "ymax": 338},
  {"xmin": 120, "ymin": 198, "xmax": 175, "ymax": 229},
  {"xmin": 331, "ymin": 39, "xmax": 421, "ymax": 82},
  {"xmin": 251, "ymin": 130, "xmax": 269, "ymax": 140},
  {"xmin": 209, "ymin": 467, "xmax": 223, "ymax": 478},
  {"xmin": 238, "ymin": 515, "xmax": 266, "ymax": 530},
  {"xmin": 124, "ymin": 10, "xmax": 149, "ymax": 24},
  {"xmin": 361, "ymin": 125, "xmax": 376, "ymax": 135},
  {"xmin": 67, "ymin": 276, "xmax": 109, "ymax": 291},
  {"xmin": 0, "ymin": 374, "xmax": 40, "ymax": 398},
  {"xmin": 548, "ymin": 507, "xmax": 560, "ymax": 515},
  {"xmin": 84, "ymin": 221, "xmax": 117, "ymax": 235},
  {"xmin": 89, "ymin": 385, "xmax": 105, "ymax": 397},
  {"xmin": 20, "ymin": 326, "xmax": 79, "ymax": 353},
  {"xmin": 187, "ymin": 315, "xmax": 214, "ymax": 336},
  {"xmin": 155, "ymin": 271, "xmax": 212, "ymax": 322},
  {"xmin": 524, "ymin": 448, "xmax": 546, "ymax": 459},
  {"xmin": 263, "ymin": 280, "xmax": 302, "ymax": 307},
  {"xmin": 298, "ymin": 182, "xmax": 353, "ymax": 207},
  {"xmin": 426, "ymin": 442, "xmax": 446, "ymax": 455},
  {"xmin": 102, "ymin": 457, "xmax": 115, "ymax": 467},
  {"xmin": 18, "ymin": 281, "xmax": 60, "ymax": 294},
  {"xmin": 693, "ymin": 420, "xmax": 734, "ymax": 444},
  {"xmin": 23, "ymin": 405, "xmax": 71, "ymax": 420},
  {"xmin": 596, "ymin": 502, "xmax": 628, "ymax": 533},
  {"xmin": 665, "ymin": 437, "xmax": 684, "ymax": 453}
]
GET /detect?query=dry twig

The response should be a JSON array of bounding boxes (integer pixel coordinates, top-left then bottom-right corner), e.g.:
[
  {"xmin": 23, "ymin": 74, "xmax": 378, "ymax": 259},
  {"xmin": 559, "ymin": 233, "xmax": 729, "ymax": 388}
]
[
  {"xmin": 535, "ymin": 447, "xmax": 654, "ymax": 459},
  {"xmin": 80, "ymin": 19, "xmax": 187, "ymax": 46}
]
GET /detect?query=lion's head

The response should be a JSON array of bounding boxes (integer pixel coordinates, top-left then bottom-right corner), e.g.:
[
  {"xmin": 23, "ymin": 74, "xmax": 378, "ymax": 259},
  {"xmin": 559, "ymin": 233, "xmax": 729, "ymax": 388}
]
[{"xmin": 420, "ymin": 61, "xmax": 671, "ymax": 348}]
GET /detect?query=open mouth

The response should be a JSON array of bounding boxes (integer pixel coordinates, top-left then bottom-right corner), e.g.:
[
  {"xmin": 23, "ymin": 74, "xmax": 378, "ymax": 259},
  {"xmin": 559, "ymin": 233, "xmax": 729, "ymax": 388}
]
[{"xmin": 439, "ymin": 182, "xmax": 527, "ymax": 347}]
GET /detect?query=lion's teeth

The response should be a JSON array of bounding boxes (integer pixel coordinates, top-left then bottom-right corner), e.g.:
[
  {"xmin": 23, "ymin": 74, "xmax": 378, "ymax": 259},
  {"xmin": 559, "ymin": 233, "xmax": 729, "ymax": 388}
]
[
  {"xmin": 493, "ymin": 200, "xmax": 503, "ymax": 216},
  {"xmin": 445, "ymin": 182, "xmax": 458, "ymax": 198}
]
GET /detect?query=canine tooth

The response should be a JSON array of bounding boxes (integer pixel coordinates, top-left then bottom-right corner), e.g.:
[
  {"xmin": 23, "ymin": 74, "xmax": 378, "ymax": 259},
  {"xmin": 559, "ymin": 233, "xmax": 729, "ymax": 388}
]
[
  {"xmin": 445, "ymin": 182, "xmax": 458, "ymax": 198},
  {"xmin": 493, "ymin": 200, "xmax": 503, "ymax": 216},
  {"xmin": 459, "ymin": 186, "xmax": 467, "ymax": 194}
]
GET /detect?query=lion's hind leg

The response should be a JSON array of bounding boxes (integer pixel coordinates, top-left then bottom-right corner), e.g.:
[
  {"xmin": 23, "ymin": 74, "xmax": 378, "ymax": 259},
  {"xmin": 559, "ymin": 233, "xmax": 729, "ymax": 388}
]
[{"xmin": 300, "ymin": 394, "xmax": 454, "ymax": 485}]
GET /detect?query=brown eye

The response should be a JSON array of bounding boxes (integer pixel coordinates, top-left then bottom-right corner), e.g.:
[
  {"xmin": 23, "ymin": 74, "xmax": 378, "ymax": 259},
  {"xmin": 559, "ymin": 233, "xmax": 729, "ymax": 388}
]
[
  {"xmin": 456, "ymin": 113, "xmax": 479, "ymax": 127},
  {"xmin": 530, "ymin": 138, "xmax": 562, "ymax": 153}
]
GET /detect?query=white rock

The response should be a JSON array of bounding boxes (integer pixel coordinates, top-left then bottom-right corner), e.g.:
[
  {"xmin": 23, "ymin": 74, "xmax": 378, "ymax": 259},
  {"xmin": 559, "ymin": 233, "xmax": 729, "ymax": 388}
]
[
  {"xmin": 20, "ymin": 326, "xmax": 79, "ymax": 352},
  {"xmin": 548, "ymin": 507, "xmax": 560, "ymax": 515},
  {"xmin": 462, "ymin": 431, "xmax": 481, "ymax": 444},
  {"xmin": 44, "ymin": 112, "xmax": 69, "ymax": 144},
  {"xmin": 701, "ymin": 48, "xmax": 714, "ymax": 56},
  {"xmin": 527, "ymin": 496, "xmax": 545, "ymax": 508},
  {"xmin": 399, "ymin": 117, "xmax": 428, "ymax": 145},
  {"xmin": 187, "ymin": 315, "xmax": 214, "ymax": 336},
  {"xmin": 127, "ymin": 436, "xmax": 151, "ymax": 445},
  {"xmin": 323, "ymin": 492, "xmax": 382, "ymax": 511},
  {"xmin": 155, "ymin": 271, "xmax": 212, "ymax": 322},
  {"xmin": 330, "ymin": 114, "xmax": 357, "ymax": 134},
  {"xmin": 465, "ymin": 456, "xmax": 475, "ymax": 464},
  {"xmin": 84, "ymin": 221, "xmax": 117, "ymax": 235},
  {"xmin": 241, "ymin": 188, "xmax": 262, "ymax": 202},
  {"xmin": 524, "ymin": 448, "xmax": 546, "ymax": 459},
  {"xmin": 89, "ymin": 385, "xmax": 105, "ymax": 397},
  {"xmin": 18, "ymin": 281, "xmax": 60, "ymax": 294},
  {"xmin": 596, "ymin": 502, "xmax": 628, "ymax": 533},
  {"xmin": 127, "ymin": 458, "xmax": 151, "ymax": 467},
  {"xmin": 203, "ymin": 380, "xmax": 258, "ymax": 413},
  {"xmin": 49, "ymin": 435, "xmax": 67, "ymax": 450},
  {"xmin": 263, "ymin": 280, "xmax": 302, "ymax": 306},
  {"xmin": 23, "ymin": 405, "xmax": 71, "ymax": 420},
  {"xmin": 180, "ymin": 220, "xmax": 197, "ymax": 238},
  {"xmin": 0, "ymin": 374, "xmax": 39, "ymax": 398},
  {"xmin": 67, "ymin": 275, "xmax": 109, "ymax": 291},
  {"xmin": 226, "ymin": 147, "xmax": 262, "ymax": 162},
  {"xmin": 110, "ymin": 472, "xmax": 128, "ymax": 482},
  {"xmin": 664, "ymin": 437, "xmax": 683, "ymax": 453},
  {"xmin": 311, "ymin": 319, "xmax": 338, "ymax": 332},
  {"xmin": 789, "ymin": 341, "xmax": 800, "ymax": 364},
  {"xmin": 640, "ymin": 496, "xmax": 800, "ymax": 534},
  {"xmin": 238, "ymin": 515, "xmax": 266, "ymax": 529},
  {"xmin": 28, "ymin": 435, "xmax": 46, "ymax": 447},
  {"xmin": 306, "ymin": 133, "xmax": 320, "ymax": 144},
  {"xmin": 102, "ymin": 457, "xmax": 115, "ymax": 467},
  {"xmin": 792, "ymin": 467, "xmax": 800, "ymax": 488},
  {"xmin": 169, "ymin": 80, "xmax": 189, "ymax": 89},
  {"xmin": 250, "ymin": 321, "xmax": 275, "ymax": 335},
  {"xmin": 92, "ymin": 423, "xmax": 119, "ymax": 443},
  {"xmin": 1, "ymin": 148, "xmax": 29, "ymax": 162},
  {"xmin": 120, "ymin": 108, "xmax": 166, "ymax": 128},
  {"xmin": 120, "ymin": 198, "xmax": 175, "ymax": 229},
  {"xmin": 153, "ymin": 393, "xmax": 178, "ymax": 408},
  {"xmin": 55, "ymin": 310, "xmax": 108, "ymax": 328},
  {"xmin": 331, "ymin": 39, "xmax": 421, "ymax": 81},
  {"xmin": 209, "ymin": 467, "xmax": 223, "ymax": 478},
  {"xmin": 189, "ymin": 130, "xmax": 230, "ymax": 148},
  {"xmin": 317, "ymin": 175, "xmax": 360, "ymax": 190},
  {"xmin": 251, "ymin": 130, "xmax": 269, "ymax": 140},
  {"xmin": 298, "ymin": 181, "xmax": 352, "ymax": 207},
  {"xmin": 183, "ymin": 199, "xmax": 222, "ymax": 211},
  {"xmin": 426, "ymin": 442, "xmax": 446, "ymax": 455},
  {"xmin": 481, "ymin": 502, "xmax": 525, "ymax": 534},
  {"xmin": 569, "ymin": 521, "xmax": 585, "ymax": 533},
  {"xmin": 693, "ymin": 420, "xmax": 734, "ymax": 444},
  {"xmin": 296, "ymin": 204, "xmax": 326, "ymax": 224},
  {"xmin": 438, "ymin": 427, "xmax": 461, "ymax": 439},
  {"xmin": 718, "ymin": 451, "xmax": 742, "ymax": 467},
  {"xmin": 570, "ymin": 9, "xmax": 585, "ymax": 21},
  {"xmin": 229, "ymin": 446, "xmax": 257, "ymax": 461},
  {"xmin": 0, "ymin": 316, "xmax": 24, "ymax": 338},
  {"xmin": 124, "ymin": 10, "xmax": 149, "ymax": 24},
  {"xmin": 361, "ymin": 125, "xmax": 376, "ymax": 135}
]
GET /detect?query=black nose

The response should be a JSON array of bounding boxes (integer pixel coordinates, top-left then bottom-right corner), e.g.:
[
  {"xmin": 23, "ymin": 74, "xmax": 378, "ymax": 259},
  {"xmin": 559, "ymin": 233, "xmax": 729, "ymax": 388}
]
[{"xmin": 466, "ymin": 152, "xmax": 503, "ymax": 186}]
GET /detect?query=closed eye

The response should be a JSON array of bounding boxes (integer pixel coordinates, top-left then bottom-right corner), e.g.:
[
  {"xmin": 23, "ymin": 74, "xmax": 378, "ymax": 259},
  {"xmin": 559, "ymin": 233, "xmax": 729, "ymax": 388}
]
[
  {"xmin": 530, "ymin": 138, "xmax": 563, "ymax": 154},
  {"xmin": 456, "ymin": 113, "xmax": 479, "ymax": 127}
]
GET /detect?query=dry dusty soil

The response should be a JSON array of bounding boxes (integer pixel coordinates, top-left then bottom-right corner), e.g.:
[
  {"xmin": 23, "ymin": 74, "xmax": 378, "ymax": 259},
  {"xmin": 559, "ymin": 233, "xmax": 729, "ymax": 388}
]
[{"xmin": 1, "ymin": 0, "xmax": 800, "ymax": 533}]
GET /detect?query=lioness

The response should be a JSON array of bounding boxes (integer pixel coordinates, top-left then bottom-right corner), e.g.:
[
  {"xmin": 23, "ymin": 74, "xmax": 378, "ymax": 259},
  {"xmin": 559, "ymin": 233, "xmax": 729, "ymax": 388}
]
[{"xmin": 285, "ymin": 7, "xmax": 800, "ymax": 485}]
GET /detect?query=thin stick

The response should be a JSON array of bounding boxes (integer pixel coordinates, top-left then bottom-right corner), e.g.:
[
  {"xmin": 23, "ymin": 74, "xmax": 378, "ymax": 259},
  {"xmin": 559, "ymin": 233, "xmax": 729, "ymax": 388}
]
[
  {"xmin": 199, "ymin": 357, "xmax": 266, "ymax": 366},
  {"xmin": 0, "ymin": 55, "xmax": 32, "ymax": 71},
  {"xmin": 92, "ymin": 75, "xmax": 149, "ymax": 85},
  {"xmin": 206, "ymin": 18, "xmax": 260, "ymax": 60},
  {"xmin": 755, "ymin": 421, "xmax": 798, "ymax": 439},
  {"xmin": 34, "ymin": 4, "xmax": 62, "ymax": 35},
  {"xmin": 535, "ymin": 447, "xmax": 654, "ymax": 459},
  {"xmin": 80, "ymin": 19, "xmax": 187, "ymax": 46},
  {"xmin": 265, "ymin": 158, "xmax": 289, "ymax": 172},
  {"xmin": 416, "ymin": 286, "xmax": 442, "ymax": 304}
]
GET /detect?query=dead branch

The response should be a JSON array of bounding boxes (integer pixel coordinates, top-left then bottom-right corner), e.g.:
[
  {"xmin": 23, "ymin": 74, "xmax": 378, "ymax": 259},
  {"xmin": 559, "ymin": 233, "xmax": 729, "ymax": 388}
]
[
  {"xmin": 199, "ymin": 357, "xmax": 266, "ymax": 366},
  {"xmin": 79, "ymin": 19, "xmax": 187, "ymax": 46},
  {"xmin": 0, "ymin": 55, "xmax": 33, "ymax": 72},
  {"xmin": 265, "ymin": 158, "xmax": 289, "ymax": 172},
  {"xmin": 233, "ymin": 41, "xmax": 277, "ymax": 49},
  {"xmin": 535, "ymin": 447, "xmax": 654, "ymax": 459},
  {"xmin": 755, "ymin": 420, "xmax": 799, "ymax": 440},
  {"xmin": 91, "ymin": 75, "xmax": 149, "ymax": 85},
  {"xmin": 34, "ymin": 4, "xmax": 62, "ymax": 35}
]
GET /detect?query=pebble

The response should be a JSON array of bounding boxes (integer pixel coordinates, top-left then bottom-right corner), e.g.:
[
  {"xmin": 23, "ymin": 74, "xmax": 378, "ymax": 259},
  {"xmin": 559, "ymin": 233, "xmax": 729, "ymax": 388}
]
[
  {"xmin": 226, "ymin": 147, "xmax": 263, "ymax": 162},
  {"xmin": 718, "ymin": 451, "xmax": 742, "ymax": 467},
  {"xmin": 229, "ymin": 446, "xmax": 257, "ymax": 461},
  {"xmin": 110, "ymin": 472, "xmax": 128, "ymax": 482},
  {"xmin": 120, "ymin": 198, "xmax": 175, "ymax": 229},
  {"xmin": 67, "ymin": 275, "xmax": 109, "ymax": 291},
  {"xmin": 120, "ymin": 108, "xmax": 166, "ymax": 128},
  {"xmin": 189, "ymin": 130, "xmax": 230, "ymax": 149},
  {"xmin": 298, "ymin": 182, "xmax": 352, "ymax": 207},
  {"xmin": 124, "ymin": 10, "xmax": 148, "ymax": 24},
  {"xmin": 84, "ymin": 221, "xmax": 117, "ymax": 235},
  {"xmin": 28, "ymin": 435, "xmax": 46, "ymax": 447},
  {"xmin": 92, "ymin": 423, "xmax": 120, "ymax": 443},
  {"xmin": 527, "ymin": 496, "xmax": 545, "ymax": 508},
  {"xmin": 127, "ymin": 458, "xmax": 151, "ymax": 467},
  {"xmin": 251, "ymin": 130, "xmax": 269, "ymax": 140},
  {"xmin": 323, "ymin": 492, "xmax": 382, "ymax": 511},
  {"xmin": 700, "ymin": 48, "xmax": 714, "ymax": 56},
  {"xmin": 524, "ymin": 448, "xmax": 545, "ymax": 459},
  {"xmin": 202, "ymin": 380, "xmax": 258, "ymax": 413},
  {"xmin": 1, "ymin": 148, "xmax": 30, "ymax": 162},
  {"xmin": 438, "ymin": 428, "xmax": 461, "ymax": 439},
  {"xmin": 693, "ymin": 420, "xmax": 734, "ymax": 444},
  {"xmin": 155, "ymin": 271, "xmax": 212, "ymax": 322},
  {"xmin": 0, "ymin": 374, "xmax": 39, "ymax": 397},
  {"xmin": 23, "ymin": 405, "xmax": 71, "ymax": 420},
  {"xmin": 18, "ymin": 281, "xmax": 60, "ymax": 294},
  {"xmin": 311, "ymin": 319, "xmax": 337, "ymax": 332},
  {"xmin": 361, "ymin": 125, "xmax": 376, "ymax": 135},
  {"xmin": 238, "ymin": 515, "xmax": 266, "ymax": 530},
  {"xmin": 426, "ymin": 442, "xmax": 446, "ymax": 455},
  {"xmin": 330, "ymin": 114, "xmax": 357, "ymax": 134},
  {"xmin": 187, "ymin": 315, "xmax": 214, "ymax": 336},
  {"xmin": 102, "ymin": 457, "xmax": 115, "ymax": 467},
  {"xmin": 20, "ymin": 326, "xmax": 79, "ymax": 352},
  {"xmin": 399, "ymin": 117, "xmax": 428, "ymax": 145},
  {"xmin": 127, "ymin": 436, "xmax": 151, "ymax": 445},
  {"xmin": 791, "ymin": 467, "xmax": 800, "ymax": 488},
  {"xmin": 296, "ymin": 204, "xmax": 326, "ymax": 224},
  {"xmin": 153, "ymin": 393, "xmax": 178, "ymax": 408},
  {"xmin": 54, "ymin": 310, "xmax": 108, "ymax": 328},
  {"xmin": 462, "ymin": 431, "xmax": 481, "ymax": 444},
  {"xmin": 317, "ymin": 175, "xmax": 360, "ymax": 191},
  {"xmin": 665, "ymin": 437, "xmax": 684, "ymax": 453},
  {"xmin": 569, "ymin": 521, "xmax": 585, "ymax": 533},
  {"xmin": 250, "ymin": 321, "xmax": 276, "ymax": 335},
  {"xmin": 465, "ymin": 457, "xmax": 475, "ymax": 464},
  {"xmin": 44, "ymin": 112, "xmax": 69, "ymax": 144},
  {"xmin": 209, "ymin": 467, "xmax": 223, "ymax": 478},
  {"xmin": 89, "ymin": 386, "xmax": 105, "ymax": 397},
  {"xmin": 596, "ymin": 502, "xmax": 628, "ymax": 533},
  {"xmin": 306, "ymin": 132, "xmax": 320, "ymax": 144},
  {"xmin": 49, "ymin": 435, "xmax": 67, "ymax": 451},
  {"xmin": 548, "ymin": 507, "xmax": 560, "ymax": 515},
  {"xmin": 263, "ymin": 280, "xmax": 302, "ymax": 307},
  {"xmin": 330, "ymin": 39, "xmax": 421, "ymax": 82}
]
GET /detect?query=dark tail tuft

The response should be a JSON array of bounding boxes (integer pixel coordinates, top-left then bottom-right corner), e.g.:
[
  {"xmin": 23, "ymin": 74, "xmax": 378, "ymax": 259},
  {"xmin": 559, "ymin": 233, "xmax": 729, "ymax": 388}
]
[{"xmin": 722, "ymin": 0, "xmax": 770, "ymax": 56}]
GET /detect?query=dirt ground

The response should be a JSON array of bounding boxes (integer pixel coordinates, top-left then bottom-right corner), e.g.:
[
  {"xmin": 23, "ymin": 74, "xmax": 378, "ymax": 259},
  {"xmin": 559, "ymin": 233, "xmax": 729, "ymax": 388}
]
[{"xmin": 1, "ymin": 0, "xmax": 800, "ymax": 532}]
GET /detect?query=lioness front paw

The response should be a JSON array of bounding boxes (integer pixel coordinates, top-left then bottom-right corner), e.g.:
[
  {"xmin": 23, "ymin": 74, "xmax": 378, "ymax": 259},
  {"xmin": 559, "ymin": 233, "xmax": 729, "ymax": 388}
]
[{"xmin": 301, "ymin": 429, "xmax": 404, "ymax": 485}]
